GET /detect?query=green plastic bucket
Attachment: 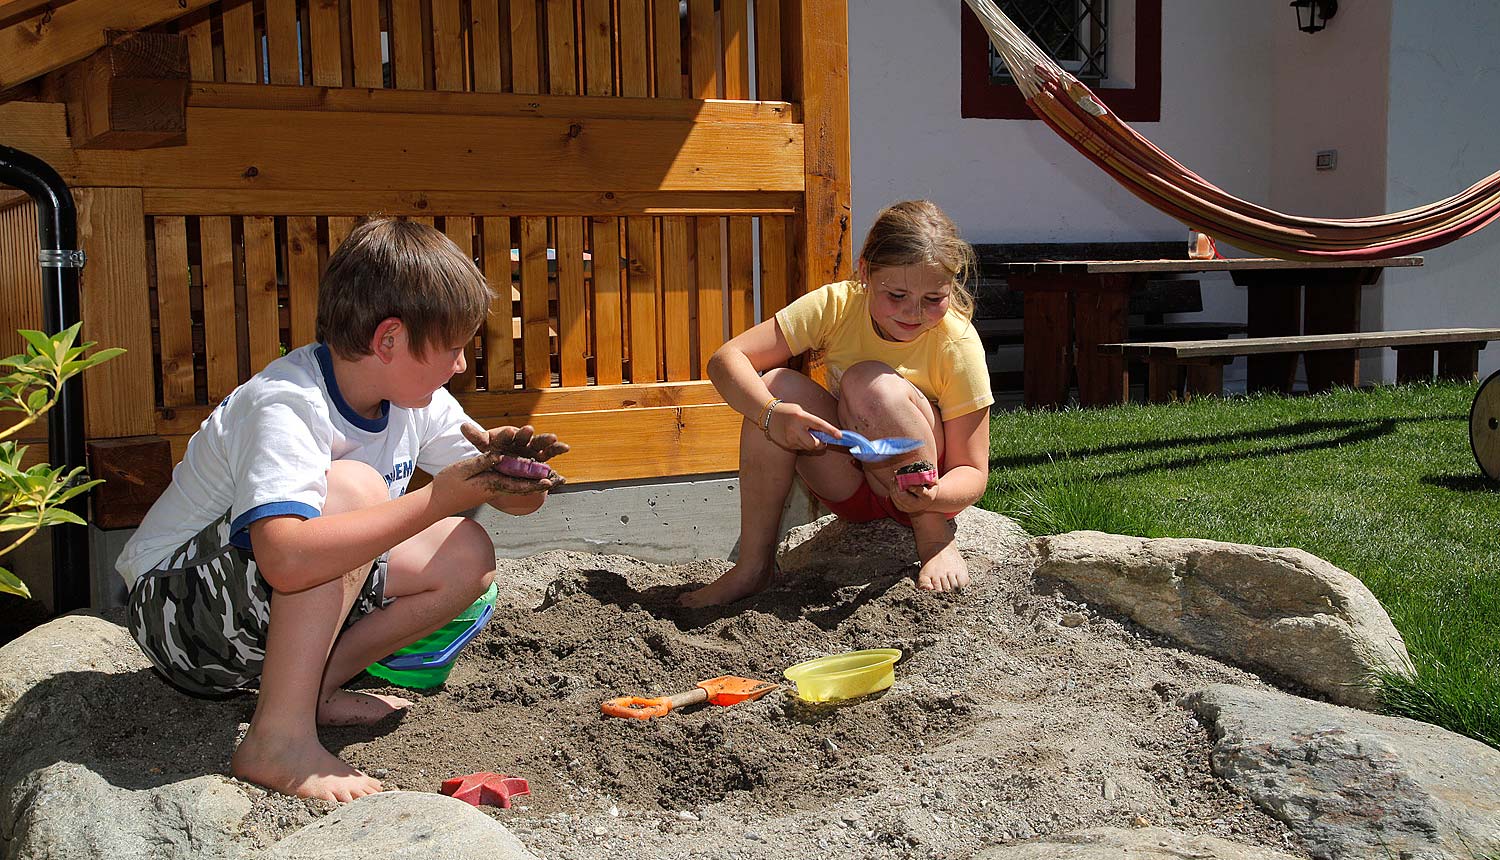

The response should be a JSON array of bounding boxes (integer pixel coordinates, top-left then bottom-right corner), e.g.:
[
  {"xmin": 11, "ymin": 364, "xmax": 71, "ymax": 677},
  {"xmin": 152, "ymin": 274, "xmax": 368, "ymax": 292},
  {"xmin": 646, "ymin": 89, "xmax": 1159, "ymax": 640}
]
[{"xmin": 365, "ymin": 582, "xmax": 498, "ymax": 690}]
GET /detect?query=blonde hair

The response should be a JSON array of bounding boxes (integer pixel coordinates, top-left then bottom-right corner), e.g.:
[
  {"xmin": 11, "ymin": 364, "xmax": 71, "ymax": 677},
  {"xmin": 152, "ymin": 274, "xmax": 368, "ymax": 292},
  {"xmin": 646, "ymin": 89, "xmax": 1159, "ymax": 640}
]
[
  {"xmin": 318, "ymin": 217, "xmax": 494, "ymax": 359},
  {"xmin": 858, "ymin": 200, "xmax": 977, "ymax": 319}
]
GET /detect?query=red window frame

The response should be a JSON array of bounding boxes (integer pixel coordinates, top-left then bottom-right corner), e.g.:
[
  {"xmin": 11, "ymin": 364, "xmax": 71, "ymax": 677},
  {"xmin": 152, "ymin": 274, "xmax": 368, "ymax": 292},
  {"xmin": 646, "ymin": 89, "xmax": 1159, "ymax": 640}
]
[{"xmin": 961, "ymin": 0, "xmax": 1162, "ymax": 122}]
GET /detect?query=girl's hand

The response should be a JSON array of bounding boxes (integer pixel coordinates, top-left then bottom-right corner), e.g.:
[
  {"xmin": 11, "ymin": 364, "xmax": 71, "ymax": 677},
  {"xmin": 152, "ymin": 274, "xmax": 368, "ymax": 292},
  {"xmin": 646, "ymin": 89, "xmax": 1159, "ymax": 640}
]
[
  {"xmin": 889, "ymin": 476, "xmax": 940, "ymax": 515},
  {"xmin": 766, "ymin": 403, "xmax": 840, "ymax": 453}
]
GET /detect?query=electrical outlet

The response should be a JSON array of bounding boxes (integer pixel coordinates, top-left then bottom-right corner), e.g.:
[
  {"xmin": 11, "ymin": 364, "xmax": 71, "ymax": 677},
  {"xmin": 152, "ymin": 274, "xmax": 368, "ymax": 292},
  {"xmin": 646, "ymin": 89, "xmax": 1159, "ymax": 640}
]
[{"xmin": 1316, "ymin": 149, "xmax": 1338, "ymax": 171}]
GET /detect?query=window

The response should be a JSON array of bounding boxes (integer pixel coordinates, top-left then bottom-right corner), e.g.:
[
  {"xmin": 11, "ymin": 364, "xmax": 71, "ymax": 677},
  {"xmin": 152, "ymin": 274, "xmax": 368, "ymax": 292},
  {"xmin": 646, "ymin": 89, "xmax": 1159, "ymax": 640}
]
[{"xmin": 962, "ymin": 0, "xmax": 1160, "ymax": 122}]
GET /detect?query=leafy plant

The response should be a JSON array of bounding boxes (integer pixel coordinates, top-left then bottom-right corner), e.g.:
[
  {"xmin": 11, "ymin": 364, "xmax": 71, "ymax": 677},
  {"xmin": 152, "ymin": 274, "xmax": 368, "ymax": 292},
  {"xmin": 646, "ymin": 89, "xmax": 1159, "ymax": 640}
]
[{"xmin": 0, "ymin": 324, "xmax": 122, "ymax": 598}]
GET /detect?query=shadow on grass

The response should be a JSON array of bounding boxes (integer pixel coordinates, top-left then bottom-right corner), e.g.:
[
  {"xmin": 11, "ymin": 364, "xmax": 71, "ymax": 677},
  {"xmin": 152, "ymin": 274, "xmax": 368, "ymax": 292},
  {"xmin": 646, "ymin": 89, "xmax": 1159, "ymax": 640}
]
[
  {"xmin": 1420, "ymin": 473, "xmax": 1500, "ymax": 493},
  {"xmin": 990, "ymin": 415, "xmax": 1464, "ymax": 486}
]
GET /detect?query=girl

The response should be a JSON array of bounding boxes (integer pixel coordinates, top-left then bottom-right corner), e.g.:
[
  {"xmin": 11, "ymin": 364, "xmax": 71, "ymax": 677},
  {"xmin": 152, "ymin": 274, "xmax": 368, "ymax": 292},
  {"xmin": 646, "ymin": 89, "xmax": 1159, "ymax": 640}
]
[{"xmin": 680, "ymin": 201, "xmax": 993, "ymax": 608}]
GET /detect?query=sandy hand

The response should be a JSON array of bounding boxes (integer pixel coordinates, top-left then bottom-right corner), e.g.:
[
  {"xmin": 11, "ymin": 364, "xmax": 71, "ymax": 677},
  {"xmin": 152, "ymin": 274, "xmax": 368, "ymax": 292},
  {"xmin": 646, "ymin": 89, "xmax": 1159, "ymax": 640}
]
[{"xmin": 460, "ymin": 423, "xmax": 569, "ymax": 493}]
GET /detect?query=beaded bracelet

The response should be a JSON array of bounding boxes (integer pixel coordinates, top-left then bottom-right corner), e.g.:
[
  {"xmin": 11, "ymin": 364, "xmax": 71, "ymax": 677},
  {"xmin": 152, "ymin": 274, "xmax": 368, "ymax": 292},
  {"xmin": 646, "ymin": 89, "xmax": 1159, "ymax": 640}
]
[{"xmin": 759, "ymin": 397, "xmax": 782, "ymax": 437}]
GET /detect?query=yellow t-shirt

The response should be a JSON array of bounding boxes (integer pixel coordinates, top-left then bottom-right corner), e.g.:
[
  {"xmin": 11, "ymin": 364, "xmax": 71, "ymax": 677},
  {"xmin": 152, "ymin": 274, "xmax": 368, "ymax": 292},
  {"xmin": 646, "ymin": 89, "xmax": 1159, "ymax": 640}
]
[{"xmin": 774, "ymin": 280, "xmax": 994, "ymax": 420}]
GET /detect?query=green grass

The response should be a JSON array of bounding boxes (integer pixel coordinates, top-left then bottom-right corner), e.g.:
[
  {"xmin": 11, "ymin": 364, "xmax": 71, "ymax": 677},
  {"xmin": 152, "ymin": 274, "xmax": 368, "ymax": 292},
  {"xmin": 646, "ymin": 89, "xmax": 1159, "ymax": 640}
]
[{"xmin": 979, "ymin": 382, "xmax": 1500, "ymax": 749}]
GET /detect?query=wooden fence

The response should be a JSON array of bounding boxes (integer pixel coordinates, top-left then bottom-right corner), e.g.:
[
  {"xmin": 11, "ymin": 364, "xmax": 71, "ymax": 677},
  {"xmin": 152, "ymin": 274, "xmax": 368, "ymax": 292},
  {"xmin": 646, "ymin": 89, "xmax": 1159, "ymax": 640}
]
[{"xmin": 0, "ymin": 0, "xmax": 850, "ymax": 508}]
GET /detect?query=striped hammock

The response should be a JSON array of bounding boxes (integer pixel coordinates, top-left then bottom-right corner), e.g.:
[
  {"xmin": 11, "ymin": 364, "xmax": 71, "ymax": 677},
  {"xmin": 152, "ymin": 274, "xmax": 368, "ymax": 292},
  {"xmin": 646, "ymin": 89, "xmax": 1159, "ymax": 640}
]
[{"xmin": 964, "ymin": 0, "xmax": 1500, "ymax": 260}]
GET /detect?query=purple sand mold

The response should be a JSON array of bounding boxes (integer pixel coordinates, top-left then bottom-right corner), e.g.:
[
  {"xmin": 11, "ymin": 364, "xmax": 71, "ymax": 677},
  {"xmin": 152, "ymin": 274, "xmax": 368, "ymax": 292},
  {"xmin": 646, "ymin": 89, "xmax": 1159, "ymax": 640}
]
[{"xmin": 497, "ymin": 456, "xmax": 551, "ymax": 480}]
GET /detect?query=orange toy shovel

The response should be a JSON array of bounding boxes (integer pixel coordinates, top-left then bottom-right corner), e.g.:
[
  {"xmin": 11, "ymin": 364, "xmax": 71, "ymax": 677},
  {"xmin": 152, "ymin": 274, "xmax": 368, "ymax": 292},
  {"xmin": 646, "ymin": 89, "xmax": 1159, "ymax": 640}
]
[{"xmin": 601, "ymin": 675, "xmax": 779, "ymax": 719}]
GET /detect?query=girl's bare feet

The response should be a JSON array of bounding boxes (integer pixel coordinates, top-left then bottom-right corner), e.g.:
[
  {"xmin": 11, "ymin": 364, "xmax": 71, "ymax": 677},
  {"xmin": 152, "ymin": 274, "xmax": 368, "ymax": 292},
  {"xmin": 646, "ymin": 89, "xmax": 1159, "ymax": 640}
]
[
  {"xmin": 916, "ymin": 540, "xmax": 970, "ymax": 592},
  {"xmin": 316, "ymin": 689, "xmax": 412, "ymax": 726},
  {"xmin": 231, "ymin": 729, "xmax": 383, "ymax": 803},
  {"xmin": 678, "ymin": 560, "xmax": 779, "ymax": 608}
]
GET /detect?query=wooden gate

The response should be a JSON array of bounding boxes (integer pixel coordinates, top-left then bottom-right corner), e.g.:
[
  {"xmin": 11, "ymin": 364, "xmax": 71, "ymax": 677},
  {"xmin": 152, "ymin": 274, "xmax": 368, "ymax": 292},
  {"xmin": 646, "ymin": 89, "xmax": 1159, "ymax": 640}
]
[{"xmin": 0, "ymin": 0, "xmax": 850, "ymax": 516}]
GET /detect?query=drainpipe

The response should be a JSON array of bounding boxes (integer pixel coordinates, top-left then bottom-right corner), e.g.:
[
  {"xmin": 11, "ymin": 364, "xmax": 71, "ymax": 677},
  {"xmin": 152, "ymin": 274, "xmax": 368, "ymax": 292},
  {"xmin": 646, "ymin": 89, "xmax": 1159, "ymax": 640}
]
[{"xmin": 0, "ymin": 144, "xmax": 90, "ymax": 614}]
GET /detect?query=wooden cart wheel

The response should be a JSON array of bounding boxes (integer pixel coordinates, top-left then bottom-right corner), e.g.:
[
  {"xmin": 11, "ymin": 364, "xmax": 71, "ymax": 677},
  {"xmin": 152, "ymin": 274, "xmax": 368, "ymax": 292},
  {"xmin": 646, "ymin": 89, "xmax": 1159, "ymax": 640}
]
[{"xmin": 1471, "ymin": 370, "xmax": 1500, "ymax": 481}]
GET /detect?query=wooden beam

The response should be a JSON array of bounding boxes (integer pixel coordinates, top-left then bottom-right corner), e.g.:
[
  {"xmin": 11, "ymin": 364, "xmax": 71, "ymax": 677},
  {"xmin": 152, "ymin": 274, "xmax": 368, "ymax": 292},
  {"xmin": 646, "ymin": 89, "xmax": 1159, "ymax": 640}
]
[
  {"xmin": 58, "ymin": 32, "xmax": 188, "ymax": 149},
  {"xmin": 785, "ymin": 0, "xmax": 851, "ymax": 293},
  {"xmin": 0, "ymin": 0, "xmax": 215, "ymax": 90},
  {"xmin": 2, "ymin": 101, "xmax": 806, "ymax": 193},
  {"xmin": 86, "ymin": 436, "xmax": 172, "ymax": 529},
  {"xmin": 142, "ymin": 188, "xmax": 802, "ymax": 217},
  {"xmin": 75, "ymin": 188, "xmax": 156, "ymax": 438}
]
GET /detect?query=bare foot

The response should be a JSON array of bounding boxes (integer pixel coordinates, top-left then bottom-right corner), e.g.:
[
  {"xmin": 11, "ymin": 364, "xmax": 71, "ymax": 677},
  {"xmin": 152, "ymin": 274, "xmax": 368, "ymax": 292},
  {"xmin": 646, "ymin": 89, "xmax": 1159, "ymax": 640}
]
[
  {"xmin": 916, "ymin": 540, "xmax": 970, "ymax": 592},
  {"xmin": 678, "ymin": 561, "xmax": 778, "ymax": 608},
  {"xmin": 316, "ymin": 689, "xmax": 412, "ymax": 727},
  {"xmin": 231, "ymin": 729, "xmax": 383, "ymax": 802}
]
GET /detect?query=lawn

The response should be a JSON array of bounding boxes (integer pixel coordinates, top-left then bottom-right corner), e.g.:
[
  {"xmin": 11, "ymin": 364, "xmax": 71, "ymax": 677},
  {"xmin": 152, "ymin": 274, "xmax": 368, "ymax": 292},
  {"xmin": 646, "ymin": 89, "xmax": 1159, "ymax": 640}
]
[{"xmin": 979, "ymin": 381, "xmax": 1500, "ymax": 749}]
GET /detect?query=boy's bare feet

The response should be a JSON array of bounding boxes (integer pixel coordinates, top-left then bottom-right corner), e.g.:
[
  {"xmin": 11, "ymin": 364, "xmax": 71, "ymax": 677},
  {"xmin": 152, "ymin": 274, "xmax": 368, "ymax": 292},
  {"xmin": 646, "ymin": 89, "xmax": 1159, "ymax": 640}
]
[
  {"xmin": 678, "ymin": 561, "xmax": 779, "ymax": 608},
  {"xmin": 316, "ymin": 689, "xmax": 412, "ymax": 726},
  {"xmin": 916, "ymin": 540, "xmax": 970, "ymax": 592},
  {"xmin": 231, "ymin": 730, "xmax": 383, "ymax": 803}
]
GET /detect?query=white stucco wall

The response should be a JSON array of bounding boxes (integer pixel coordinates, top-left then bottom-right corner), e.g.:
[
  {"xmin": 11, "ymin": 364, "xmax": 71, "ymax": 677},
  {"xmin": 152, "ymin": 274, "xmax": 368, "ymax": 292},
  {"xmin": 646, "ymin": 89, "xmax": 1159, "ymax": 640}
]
[{"xmin": 1381, "ymin": 0, "xmax": 1500, "ymax": 380}]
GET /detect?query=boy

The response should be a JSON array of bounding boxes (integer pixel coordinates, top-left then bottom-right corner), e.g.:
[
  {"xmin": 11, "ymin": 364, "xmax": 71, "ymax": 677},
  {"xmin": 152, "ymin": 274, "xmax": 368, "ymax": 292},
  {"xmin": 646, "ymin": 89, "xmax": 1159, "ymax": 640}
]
[{"xmin": 116, "ymin": 218, "xmax": 565, "ymax": 802}]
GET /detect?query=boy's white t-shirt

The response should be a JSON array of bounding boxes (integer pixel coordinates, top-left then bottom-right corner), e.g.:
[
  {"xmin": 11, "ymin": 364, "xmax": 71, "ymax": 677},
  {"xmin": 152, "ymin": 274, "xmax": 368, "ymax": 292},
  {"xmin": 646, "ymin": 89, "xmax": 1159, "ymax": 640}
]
[{"xmin": 116, "ymin": 343, "xmax": 481, "ymax": 588}]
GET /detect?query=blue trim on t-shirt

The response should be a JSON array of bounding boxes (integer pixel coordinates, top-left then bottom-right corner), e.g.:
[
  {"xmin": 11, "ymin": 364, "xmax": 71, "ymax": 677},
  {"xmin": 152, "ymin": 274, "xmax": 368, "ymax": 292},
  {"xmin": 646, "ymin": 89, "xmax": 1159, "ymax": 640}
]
[
  {"xmin": 228, "ymin": 501, "xmax": 320, "ymax": 550},
  {"xmin": 314, "ymin": 342, "xmax": 389, "ymax": 432}
]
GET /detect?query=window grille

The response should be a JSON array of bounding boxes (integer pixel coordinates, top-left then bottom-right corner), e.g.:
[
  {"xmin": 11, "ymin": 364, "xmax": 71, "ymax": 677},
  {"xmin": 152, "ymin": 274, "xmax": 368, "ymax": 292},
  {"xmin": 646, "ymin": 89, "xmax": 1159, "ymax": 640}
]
[{"xmin": 988, "ymin": 0, "xmax": 1108, "ymax": 84}]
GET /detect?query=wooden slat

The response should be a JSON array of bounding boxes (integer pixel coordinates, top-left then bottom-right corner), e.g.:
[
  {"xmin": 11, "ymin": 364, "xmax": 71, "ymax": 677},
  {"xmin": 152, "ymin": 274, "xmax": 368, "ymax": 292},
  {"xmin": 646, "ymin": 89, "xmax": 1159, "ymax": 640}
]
[
  {"xmin": 75, "ymin": 189, "xmax": 156, "ymax": 438},
  {"xmin": 432, "ymin": 0, "xmax": 468, "ymax": 92},
  {"xmin": 544, "ymin": 0, "xmax": 577, "ymax": 95},
  {"xmin": 188, "ymin": 81, "xmax": 798, "ymax": 121},
  {"xmin": 198, "ymin": 215, "xmax": 240, "ymax": 399},
  {"xmin": 154, "ymin": 216, "xmax": 195, "ymax": 407},
  {"xmin": 652, "ymin": 0, "xmax": 681, "ymax": 98},
  {"xmin": 759, "ymin": 213, "xmax": 789, "ymax": 316},
  {"xmin": 471, "ymin": 0, "xmax": 505, "ymax": 92},
  {"xmin": 722, "ymin": 0, "xmax": 749, "ymax": 99},
  {"xmin": 688, "ymin": 0, "xmax": 718, "ymax": 99},
  {"xmin": 221, "ymin": 0, "xmax": 259, "ymax": 83},
  {"xmin": 727, "ymin": 215, "xmax": 753, "ymax": 334},
  {"xmin": 590, "ymin": 217, "xmax": 623, "ymax": 385},
  {"xmin": 267, "ymin": 0, "xmax": 303, "ymax": 84},
  {"xmin": 554, "ymin": 216, "xmax": 587, "ymax": 386},
  {"xmin": 625, "ymin": 217, "xmax": 659, "ymax": 384},
  {"xmin": 618, "ymin": 0, "xmax": 648, "ymax": 97},
  {"xmin": 444, "ymin": 216, "xmax": 478, "ymax": 391},
  {"xmin": 661, "ymin": 215, "xmax": 692, "ymax": 381},
  {"xmin": 510, "ymin": 0, "xmax": 540, "ymax": 94},
  {"xmin": 753, "ymin": 0, "xmax": 780, "ymax": 100},
  {"xmin": 286, "ymin": 216, "xmax": 321, "ymax": 349},
  {"xmin": 789, "ymin": 0, "xmax": 851, "ymax": 292},
  {"xmin": 327, "ymin": 215, "xmax": 357, "ymax": 252},
  {"xmin": 184, "ymin": 14, "xmax": 216, "ymax": 82},
  {"xmin": 482, "ymin": 216, "xmax": 516, "ymax": 391},
  {"xmin": 0, "ymin": 202, "xmax": 42, "ymax": 358},
  {"xmin": 244, "ymin": 216, "xmax": 282, "ymax": 374},
  {"xmin": 518, "ymin": 216, "xmax": 552, "ymax": 387},
  {"xmin": 694, "ymin": 216, "xmax": 724, "ymax": 375},
  {"xmin": 349, "ymin": 0, "xmax": 385, "ymax": 87},
  {"xmin": 390, "ymin": 0, "xmax": 426, "ymax": 90},
  {"xmin": 145, "ymin": 187, "xmax": 802, "ymax": 216},
  {"xmin": 0, "ymin": 0, "xmax": 217, "ymax": 89},
  {"xmin": 308, "ymin": 0, "xmax": 346, "ymax": 87},
  {"xmin": 18, "ymin": 104, "xmax": 806, "ymax": 192},
  {"xmin": 583, "ymin": 0, "xmax": 613, "ymax": 96}
]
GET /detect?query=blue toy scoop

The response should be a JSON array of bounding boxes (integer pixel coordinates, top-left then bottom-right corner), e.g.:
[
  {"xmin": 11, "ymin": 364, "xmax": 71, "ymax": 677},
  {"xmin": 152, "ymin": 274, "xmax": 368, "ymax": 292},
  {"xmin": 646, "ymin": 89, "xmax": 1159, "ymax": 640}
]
[{"xmin": 810, "ymin": 430, "xmax": 924, "ymax": 463}]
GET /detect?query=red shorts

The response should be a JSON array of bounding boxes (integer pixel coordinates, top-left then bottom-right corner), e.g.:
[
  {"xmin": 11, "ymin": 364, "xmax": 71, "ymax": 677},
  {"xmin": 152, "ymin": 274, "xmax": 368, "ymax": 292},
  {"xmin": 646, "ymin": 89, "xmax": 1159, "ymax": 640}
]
[{"xmin": 813, "ymin": 457, "xmax": 958, "ymax": 528}]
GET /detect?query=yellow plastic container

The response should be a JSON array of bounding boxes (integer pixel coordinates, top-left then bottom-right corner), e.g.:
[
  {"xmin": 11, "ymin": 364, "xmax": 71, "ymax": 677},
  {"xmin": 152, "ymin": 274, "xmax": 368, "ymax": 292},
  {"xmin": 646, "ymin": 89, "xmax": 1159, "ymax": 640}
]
[{"xmin": 783, "ymin": 648, "xmax": 902, "ymax": 703}]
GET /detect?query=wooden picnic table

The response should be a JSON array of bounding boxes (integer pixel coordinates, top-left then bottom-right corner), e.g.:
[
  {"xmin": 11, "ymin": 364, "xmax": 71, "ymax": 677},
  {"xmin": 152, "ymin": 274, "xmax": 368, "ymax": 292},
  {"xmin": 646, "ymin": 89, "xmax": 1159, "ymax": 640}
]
[{"xmin": 989, "ymin": 256, "xmax": 1425, "ymax": 407}]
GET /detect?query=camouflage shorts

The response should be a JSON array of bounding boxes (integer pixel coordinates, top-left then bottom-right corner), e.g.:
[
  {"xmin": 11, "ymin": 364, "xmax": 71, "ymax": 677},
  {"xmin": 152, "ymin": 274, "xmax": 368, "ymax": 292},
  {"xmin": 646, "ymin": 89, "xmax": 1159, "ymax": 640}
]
[{"xmin": 127, "ymin": 511, "xmax": 389, "ymax": 697}]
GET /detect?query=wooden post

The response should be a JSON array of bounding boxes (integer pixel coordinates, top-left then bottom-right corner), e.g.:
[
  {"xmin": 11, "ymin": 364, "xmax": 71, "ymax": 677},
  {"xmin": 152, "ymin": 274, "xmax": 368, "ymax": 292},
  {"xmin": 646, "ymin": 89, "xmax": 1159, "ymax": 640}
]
[
  {"xmin": 75, "ymin": 188, "xmax": 156, "ymax": 439},
  {"xmin": 1073, "ymin": 274, "xmax": 1131, "ymax": 406},
  {"xmin": 1394, "ymin": 347, "xmax": 1435, "ymax": 383},
  {"xmin": 1237, "ymin": 270, "xmax": 1301, "ymax": 394},
  {"xmin": 784, "ymin": 0, "xmax": 850, "ymax": 295},
  {"xmin": 1012, "ymin": 274, "xmax": 1071, "ymax": 408},
  {"xmin": 58, "ymin": 32, "xmax": 188, "ymax": 149},
  {"xmin": 1437, "ymin": 343, "xmax": 1481, "ymax": 382},
  {"xmin": 1302, "ymin": 268, "xmax": 1366, "ymax": 392}
]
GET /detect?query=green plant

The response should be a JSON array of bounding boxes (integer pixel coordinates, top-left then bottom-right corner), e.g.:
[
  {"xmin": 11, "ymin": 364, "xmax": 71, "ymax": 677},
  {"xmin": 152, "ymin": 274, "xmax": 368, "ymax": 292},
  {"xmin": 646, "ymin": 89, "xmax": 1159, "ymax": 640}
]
[{"xmin": 0, "ymin": 324, "xmax": 122, "ymax": 598}]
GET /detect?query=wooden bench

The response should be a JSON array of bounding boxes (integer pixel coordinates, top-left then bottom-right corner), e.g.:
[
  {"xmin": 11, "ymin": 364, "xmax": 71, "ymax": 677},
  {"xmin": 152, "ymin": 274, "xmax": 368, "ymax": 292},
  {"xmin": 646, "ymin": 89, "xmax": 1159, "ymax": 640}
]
[{"xmin": 1099, "ymin": 328, "xmax": 1500, "ymax": 403}]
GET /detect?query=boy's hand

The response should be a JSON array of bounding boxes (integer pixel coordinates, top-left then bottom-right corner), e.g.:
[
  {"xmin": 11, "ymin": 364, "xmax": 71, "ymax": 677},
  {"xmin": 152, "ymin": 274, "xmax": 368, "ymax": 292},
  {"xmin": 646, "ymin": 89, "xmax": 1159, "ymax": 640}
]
[
  {"xmin": 460, "ymin": 423, "xmax": 569, "ymax": 493},
  {"xmin": 430, "ymin": 452, "xmax": 550, "ymax": 512}
]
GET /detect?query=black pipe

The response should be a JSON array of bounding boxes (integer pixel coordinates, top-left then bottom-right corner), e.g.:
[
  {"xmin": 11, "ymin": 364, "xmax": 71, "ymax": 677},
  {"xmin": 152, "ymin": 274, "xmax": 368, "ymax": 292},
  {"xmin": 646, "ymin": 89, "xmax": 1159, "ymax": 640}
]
[{"xmin": 0, "ymin": 144, "xmax": 89, "ymax": 614}]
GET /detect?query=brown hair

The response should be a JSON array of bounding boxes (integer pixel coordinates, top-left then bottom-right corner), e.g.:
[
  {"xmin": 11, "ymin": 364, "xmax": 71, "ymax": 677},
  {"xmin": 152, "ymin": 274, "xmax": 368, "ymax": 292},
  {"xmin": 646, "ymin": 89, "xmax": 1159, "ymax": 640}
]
[
  {"xmin": 317, "ymin": 217, "xmax": 494, "ymax": 359},
  {"xmin": 858, "ymin": 200, "xmax": 977, "ymax": 319}
]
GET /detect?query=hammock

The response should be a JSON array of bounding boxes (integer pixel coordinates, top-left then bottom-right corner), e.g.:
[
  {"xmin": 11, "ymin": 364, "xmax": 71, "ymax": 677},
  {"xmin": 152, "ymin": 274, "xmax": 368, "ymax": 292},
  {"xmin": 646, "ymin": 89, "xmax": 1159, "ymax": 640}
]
[{"xmin": 964, "ymin": 0, "xmax": 1500, "ymax": 260}]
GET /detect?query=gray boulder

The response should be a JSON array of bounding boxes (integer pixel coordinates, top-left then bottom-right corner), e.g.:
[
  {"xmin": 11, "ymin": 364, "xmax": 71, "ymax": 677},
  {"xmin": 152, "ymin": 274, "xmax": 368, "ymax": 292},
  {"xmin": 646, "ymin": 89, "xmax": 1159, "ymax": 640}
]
[
  {"xmin": 1184, "ymin": 684, "xmax": 1500, "ymax": 860},
  {"xmin": 271, "ymin": 791, "xmax": 539, "ymax": 860},
  {"xmin": 1033, "ymin": 532, "xmax": 1412, "ymax": 708},
  {"xmin": 971, "ymin": 826, "xmax": 1302, "ymax": 859}
]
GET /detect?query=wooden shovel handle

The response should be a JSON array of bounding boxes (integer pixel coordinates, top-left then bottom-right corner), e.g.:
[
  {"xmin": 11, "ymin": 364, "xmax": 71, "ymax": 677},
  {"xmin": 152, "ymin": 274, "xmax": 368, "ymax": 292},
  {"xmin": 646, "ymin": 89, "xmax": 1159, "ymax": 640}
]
[{"xmin": 601, "ymin": 687, "xmax": 709, "ymax": 719}]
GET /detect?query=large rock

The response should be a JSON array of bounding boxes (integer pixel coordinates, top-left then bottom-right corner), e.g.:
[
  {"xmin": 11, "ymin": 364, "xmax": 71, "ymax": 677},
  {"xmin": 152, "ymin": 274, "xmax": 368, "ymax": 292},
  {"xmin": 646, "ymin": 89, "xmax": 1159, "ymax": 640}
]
[
  {"xmin": 0, "ymin": 611, "xmax": 147, "ymax": 726},
  {"xmin": 779, "ymin": 507, "xmax": 1030, "ymax": 578},
  {"xmin": 271, "ymin": 791, "xmax": 539, "ymax": 860},
  {"xmin": 971, "ymin": 826, "xmax": 1302, "ymax": 859},
  {"xmin": 1032, "ymin": 532, "xmax": 1411, "ymax": 708},
  {"xmin": 1184, "ymin": 684, "xmax": 1500, "ymax": 860}
]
